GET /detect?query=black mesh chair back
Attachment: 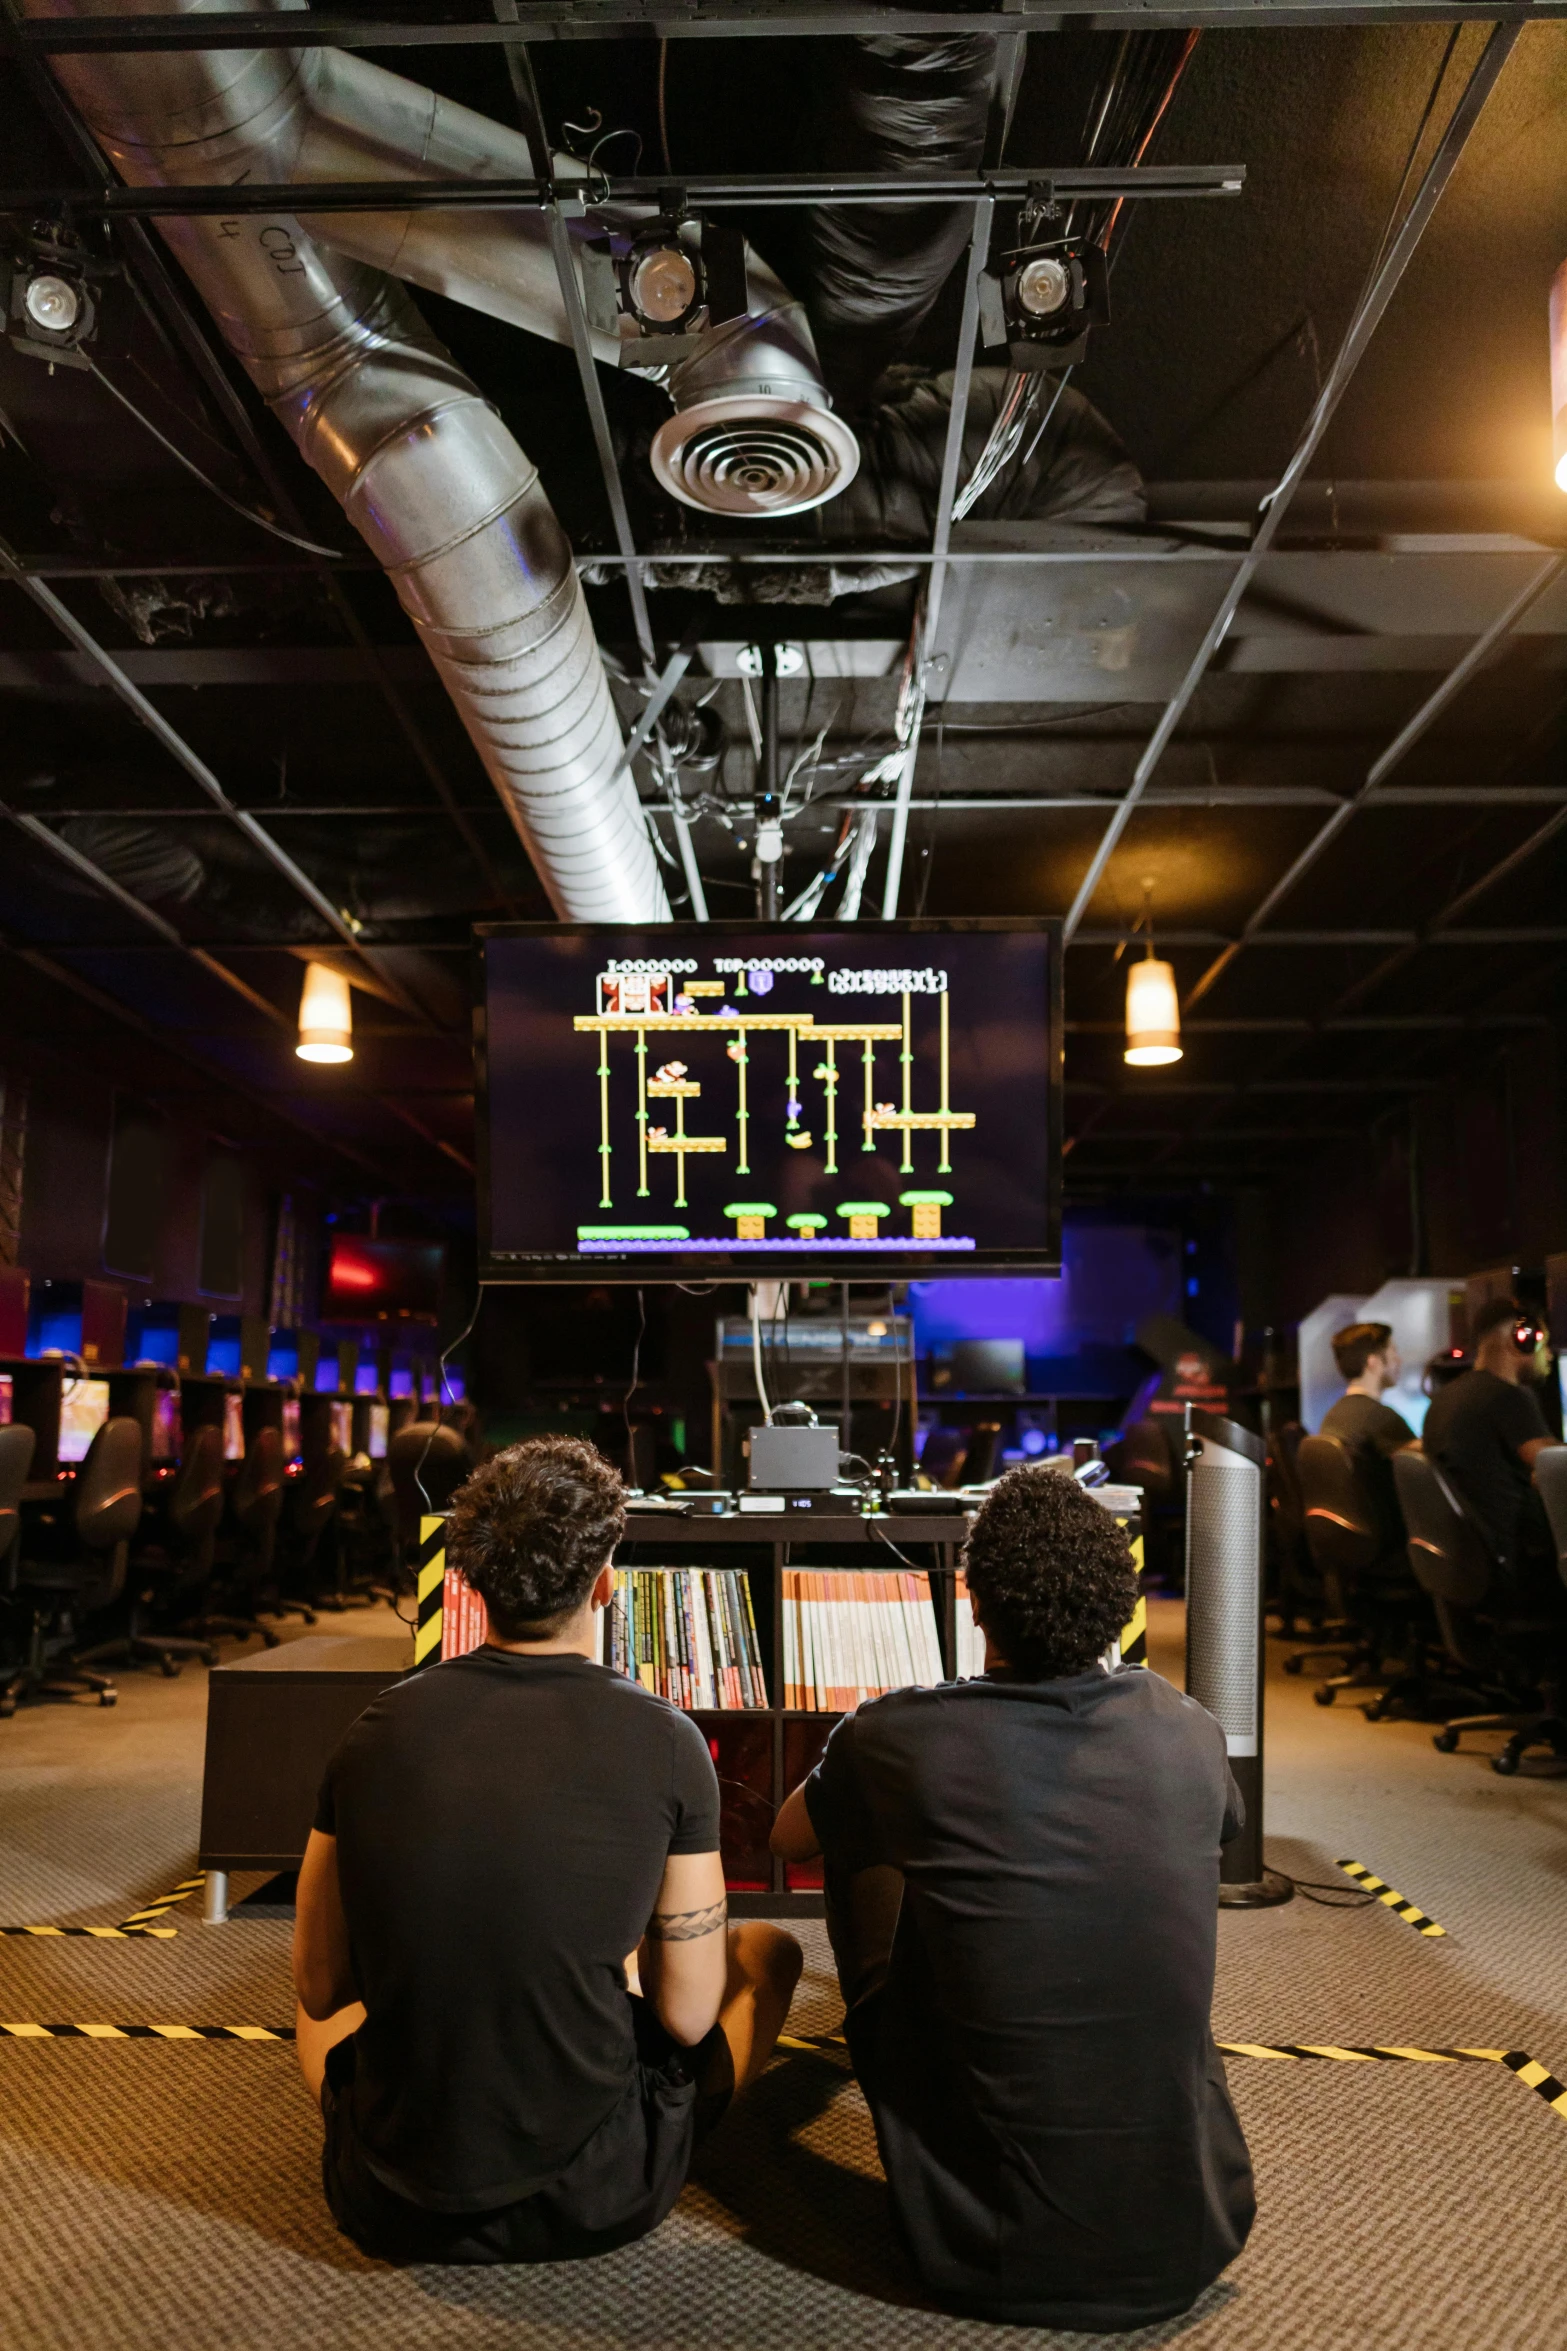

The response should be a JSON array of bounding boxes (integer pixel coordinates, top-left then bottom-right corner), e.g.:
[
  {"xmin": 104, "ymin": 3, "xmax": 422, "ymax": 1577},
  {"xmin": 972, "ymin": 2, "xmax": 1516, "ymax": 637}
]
[
  {"xmin": 388, "ymin": 1422, "xmax": 471, "ymax": 1546},
  {"xmin": 1120, "ymin": 1417, "xmax": 1176, "ymax": 1504},
  {"xmin": 1267, "ymin": 1423, "xmax": 1306, "ymax": 1552},
  {"xmin": 74, "ymin": 1419, "xmax": 145, "ymax": 1552},
  {"xmin": 294, "ymin": 1445, "xmax": 348, "ymax": 1544},
  {"xmin": 1296, "ymin": 1435, "xmax": 1386, "ymax": 1581},
  {"xmin": 168, "ymin": 1423, "xmax": 226, "ymax": 1545},
  {"xmin": 233, "ymin": 1426, "xmax": 285, "ymax": 1536},
  {"xmin": 1392, "ymin": 1449, "xmax": 1493, "ymax": 1610},
  {"xmin": 1536, "ymin": 1446, "xmax": 1567, "ymax": 1580},
  {"xmin": 0, "ymin": 1422, "xmax": 36, "ymax": 1571}
]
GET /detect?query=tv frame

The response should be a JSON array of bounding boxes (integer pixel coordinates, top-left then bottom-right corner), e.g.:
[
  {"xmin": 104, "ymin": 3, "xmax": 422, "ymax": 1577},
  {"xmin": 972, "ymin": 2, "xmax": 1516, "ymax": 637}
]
[{"xmin": 476, "ymin": 918, "xmax": 1062, "ymax": 1285}]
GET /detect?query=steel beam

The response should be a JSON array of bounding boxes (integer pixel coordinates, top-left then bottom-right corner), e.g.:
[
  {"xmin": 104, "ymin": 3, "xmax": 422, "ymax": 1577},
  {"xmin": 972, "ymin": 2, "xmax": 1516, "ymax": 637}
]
[
  {"xmin": 0, "ymin": 166, "xmax": 1242, "ymax": 216},
  {"xmin": 1060, "ymin": 19, "xmax": 1523, "ymax": 943},
  {"xmin": 12, "ymin": 7, "xmax": 1557, "ymax": 49},
  {"xmin": 882, "ymin": 195, "xmax": 992, "ymax": 918},
  {"xmin": 0, "ymin": 540, "xmax": 444, "ymax": 1029},
  {"xmin": 1183, "ymin": 550, "xmax": 1566, "ymax": 1008}
]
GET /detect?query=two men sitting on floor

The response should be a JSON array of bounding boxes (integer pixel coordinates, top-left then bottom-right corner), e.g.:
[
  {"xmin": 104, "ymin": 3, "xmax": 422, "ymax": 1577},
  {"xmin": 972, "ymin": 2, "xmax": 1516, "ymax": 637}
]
[{"xmin": 294, "ymin": 1438, "xmax": 1254, "ymax": 2327}]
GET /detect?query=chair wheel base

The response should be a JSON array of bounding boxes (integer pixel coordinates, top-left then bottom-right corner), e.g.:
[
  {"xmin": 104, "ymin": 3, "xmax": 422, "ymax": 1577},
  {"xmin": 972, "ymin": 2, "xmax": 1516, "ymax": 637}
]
[{"xmin": 1433, "ymin": 1729, "xmax": 1460, "ymax": 1752}]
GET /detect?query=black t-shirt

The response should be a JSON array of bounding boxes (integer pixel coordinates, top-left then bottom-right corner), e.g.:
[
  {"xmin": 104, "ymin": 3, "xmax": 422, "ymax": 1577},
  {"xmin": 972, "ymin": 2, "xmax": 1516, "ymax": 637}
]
[
  {"xmin": 1319, "ymin": 1391, "xmax": 1416, "ymax": 1542},
  {"xmin": 315, "ymin": 1647, "xmax": 720, "ymax": 2211},
  {"xmin": 805, "ymin": 1667, "xmax": 1254, "ymax": 2330},
  {"xmin": 1422, "ymin": 1369, "xmax": 1548, "ymax": 1565}
]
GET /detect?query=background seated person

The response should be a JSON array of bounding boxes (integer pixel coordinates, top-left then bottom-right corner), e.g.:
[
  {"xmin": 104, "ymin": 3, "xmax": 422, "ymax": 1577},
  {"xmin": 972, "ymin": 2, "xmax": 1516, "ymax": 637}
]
[
  {"xmin": 1422, "ymin": 1298, "xmax": 1557, "ymax": 1583},
  {"xmin": 1320, "ymin": 1320, "xmax": 1419, "ymax": 1542},
  {"xmin": 293, "ymin": 1435, "xmax": 801, "ymax": 2264},
  {"xmin": 772, "ymin": 1467, "xmax": 1254, "ymax": 2332}
]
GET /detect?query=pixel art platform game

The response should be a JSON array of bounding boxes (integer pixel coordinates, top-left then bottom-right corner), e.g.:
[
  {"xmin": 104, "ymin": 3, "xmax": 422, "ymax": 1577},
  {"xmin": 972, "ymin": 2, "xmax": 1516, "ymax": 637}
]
[{"xmin": 479, "ymin": 921, "xmax": 1060, "ymax": 1281}]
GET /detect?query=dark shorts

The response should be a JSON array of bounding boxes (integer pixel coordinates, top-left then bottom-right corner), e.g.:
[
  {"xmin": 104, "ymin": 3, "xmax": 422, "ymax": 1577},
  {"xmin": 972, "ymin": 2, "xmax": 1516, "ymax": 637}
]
[{"xmin": 321, "ymin": 1995, "xmax": 733, "ymax": 2265}]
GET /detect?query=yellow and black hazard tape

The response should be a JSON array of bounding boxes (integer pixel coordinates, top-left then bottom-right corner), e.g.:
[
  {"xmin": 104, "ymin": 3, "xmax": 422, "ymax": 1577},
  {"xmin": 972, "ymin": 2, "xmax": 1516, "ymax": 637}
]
[
  {"xmin": 414, "ymin": 1513, "xmax": 449, "ymax": 1669},
  {"xmin": 1336, "ymin": 1858, "xmax": 1447, "ymax": 1937},
  {"xmin": 0, "ymin": 1872, "xmax": 205, "ymax": 1942},
  {"xmin": 778, "ymin": 2030, "xmax": 1567, "ymax": 2125},
  {"xmin": 0, "ymin": 2021, "xmax": 294, "ymax": 2040}
]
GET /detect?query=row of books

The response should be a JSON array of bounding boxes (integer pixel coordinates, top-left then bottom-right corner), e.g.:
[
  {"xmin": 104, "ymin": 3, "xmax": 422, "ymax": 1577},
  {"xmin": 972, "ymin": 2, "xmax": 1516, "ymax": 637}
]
[
  {"xmin": 954, "ymin": 1569, "xmax": 986, "ymax": 1679},
  {"xmin": 603, "ymin": 1567, "xmax": 769, "ymax": 1710},
  {"xmin": 781, "ymin": 1568, "xmax": 946, "ymax": 1711}
]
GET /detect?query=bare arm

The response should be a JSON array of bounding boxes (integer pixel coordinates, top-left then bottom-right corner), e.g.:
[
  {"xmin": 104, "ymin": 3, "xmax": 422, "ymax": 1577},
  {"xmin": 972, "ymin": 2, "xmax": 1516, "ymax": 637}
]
[
  {"xmin": 1522, "ymin": 1435, "xmax": 1555, "ymax": 1473},
  {"xmin": 770, "ymin": 1780, "xmax": 821, "ymax": 1864},
  {"xmin": 293, "ymin": 1829, "xmax": 357, "ymax": 2021},
  {"xmin": 637, "ymin": 1850, "xmax": 729, "ymax": 2047}
]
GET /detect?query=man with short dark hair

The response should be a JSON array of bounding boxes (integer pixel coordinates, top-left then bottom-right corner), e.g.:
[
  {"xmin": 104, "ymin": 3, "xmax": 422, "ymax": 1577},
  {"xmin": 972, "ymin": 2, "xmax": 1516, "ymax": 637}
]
[
  {"xmin": 293, "ymin": 1435, "xmax": 801, "ymax": 2262},
  {"xmin": 1320, "ymin": 1321, "xmax": 1418, "ymax": 1543},
  {"xmin": 1423, "ymin": 1298, "xmax": 1556, "ymax": 1574},
  {"xmin": 772, "ymin": 1466, "xmax": 1254, "ymax": 2331}
]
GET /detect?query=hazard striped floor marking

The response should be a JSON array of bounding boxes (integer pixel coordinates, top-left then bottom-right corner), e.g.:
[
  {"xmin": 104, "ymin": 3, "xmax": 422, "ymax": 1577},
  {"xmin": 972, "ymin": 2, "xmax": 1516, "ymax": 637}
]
[
  {"xmin": 0, "ymin": 1873, "xmax": 204, "ymax": 1942},
  {"xmin": 778, "ymin": 2031, "xmax": 1567, "ymax": 2126},
  {"xmin": 1336, "ymin": 1858, "xmax": 1447, "ymax": 1937},
  {"xmin": 0, "ymin": 2022, "xmax": 294, "ymax": 2041}
]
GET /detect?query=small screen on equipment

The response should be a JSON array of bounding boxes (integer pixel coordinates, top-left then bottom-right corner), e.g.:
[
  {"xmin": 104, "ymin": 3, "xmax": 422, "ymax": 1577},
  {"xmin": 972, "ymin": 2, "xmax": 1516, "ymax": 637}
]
[
  {"xmin": 367, "ymin": 1402, "xmax": 390, "ymax": 1459},
  {"xmin": 151, "ymin": 1388, "xmax": 182, "ymax": 1461},
  {"xmin": 329, "ymin": 1399, "xmax": 354, "ymax": 1453},
  {"xmin": 324, "ymin": 1236, "xmax": 444, "ymax": 1322},
  {"xmin": 58, "ymin": 1377, "xmax": 111, "ymax": 1463},
  {"xmin": 223, "ymin": 1391, "xmax": 244, "ymax": 1461},
  {"xmin": 0, "ymin": 1373, "xmax": 11, "ymax": 1426},
  {"xmin": 479, "ymin": 921, "xmax": 1060, "ymax": 1280},
  {"xmin": 282, "ymin": 1398, "xmax": 301, "ymax": 1461}
]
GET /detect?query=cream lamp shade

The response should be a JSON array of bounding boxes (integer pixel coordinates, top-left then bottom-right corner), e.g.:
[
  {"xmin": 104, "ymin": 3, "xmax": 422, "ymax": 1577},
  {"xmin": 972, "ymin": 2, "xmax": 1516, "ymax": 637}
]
[
  {"xmin": 296, "ymin": 961, "xmax": 354, "ymax": 1064},
  {"xmin": 1124, "ymin": 954, "xmax": 1183, "ymax": 1066},
  {"xmin": 1554, "ymin": 259, "xmax": 1567, "ymax": 492}
]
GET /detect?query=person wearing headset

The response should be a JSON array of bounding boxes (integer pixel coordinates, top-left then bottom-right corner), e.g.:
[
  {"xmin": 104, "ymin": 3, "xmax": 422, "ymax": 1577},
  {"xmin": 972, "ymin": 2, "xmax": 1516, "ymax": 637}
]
[{"xmin": 1421, "ymin": 1297, "xmax": 1556, "ymax": 1579}]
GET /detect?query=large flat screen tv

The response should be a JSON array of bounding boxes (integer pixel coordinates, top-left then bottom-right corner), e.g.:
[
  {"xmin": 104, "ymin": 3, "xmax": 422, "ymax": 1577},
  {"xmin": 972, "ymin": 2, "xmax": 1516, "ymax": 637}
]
[
  {"xmin": 324, "ymin": 1237, "xmax": 445, "ymax": 1323},
  {"xmin": 478, "ymin": 920, "xmax": 1061, "ymax": 1282}
]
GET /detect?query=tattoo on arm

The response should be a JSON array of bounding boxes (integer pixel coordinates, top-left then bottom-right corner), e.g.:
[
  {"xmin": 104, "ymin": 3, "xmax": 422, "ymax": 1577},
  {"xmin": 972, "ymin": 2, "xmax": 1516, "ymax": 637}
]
[{"xmin": 645, "ymin": 1898, "xmax": 728, "ymax": 1943}]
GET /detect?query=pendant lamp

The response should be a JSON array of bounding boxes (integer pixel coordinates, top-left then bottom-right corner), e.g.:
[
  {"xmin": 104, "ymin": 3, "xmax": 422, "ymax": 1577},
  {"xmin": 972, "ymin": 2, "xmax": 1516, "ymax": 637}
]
[
  {"xmin": 296, "ymin": 961, "xmax": 354, "ymax": 1064},
  {"xmin": 1124, "ymin": 880, "xmax": 1182, "ymax": 1066}
]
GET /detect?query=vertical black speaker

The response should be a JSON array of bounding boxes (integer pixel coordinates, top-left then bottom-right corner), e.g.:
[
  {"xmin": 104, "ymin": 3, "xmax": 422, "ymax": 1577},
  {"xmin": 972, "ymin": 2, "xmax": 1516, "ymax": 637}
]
[{"xmin": 1185, "ymin": 1407, "xmax": 1292, "ymax": 1907}]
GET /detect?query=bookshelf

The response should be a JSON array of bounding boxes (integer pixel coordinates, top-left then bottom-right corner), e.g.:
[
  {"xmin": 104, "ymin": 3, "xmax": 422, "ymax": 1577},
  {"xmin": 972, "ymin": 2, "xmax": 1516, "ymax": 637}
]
[{"xmin": 618, "ymin": 1509, "xmax": 969, "ymax": 1917}]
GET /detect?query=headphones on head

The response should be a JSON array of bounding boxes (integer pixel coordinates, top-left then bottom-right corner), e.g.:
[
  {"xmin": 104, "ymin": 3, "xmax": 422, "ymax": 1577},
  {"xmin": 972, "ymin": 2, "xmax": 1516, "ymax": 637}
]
[{"xmin": 1509, "ymin": 1311, "xmax": 1549, "ymax": 1356}]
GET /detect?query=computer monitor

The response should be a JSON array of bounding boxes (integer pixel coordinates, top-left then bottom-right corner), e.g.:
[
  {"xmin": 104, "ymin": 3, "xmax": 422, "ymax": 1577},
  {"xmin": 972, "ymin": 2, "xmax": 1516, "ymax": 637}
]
[
  {"xmin": 281, "ymin": 1398, "xmax": 301, "ymax": 1461},
  {"xmin": 367, "ymin": 1402, "xmax": 390, "ymax": 1460},
  {"xmin": 324, "ymin": 1237, "xmax": 444, "ymax": 1323},
  {"xmin": 151, "ymin": 1388, "xmax": 182, "ymax": 1463},
  {"xmin": 479, "ymin": 919, "xmax": 1061, "ymax": 1281},
  {"xmin": 222, "ymin": 1392, "xmax": 245, "ymax": 1462},
  {"xmin": 949, "ymin": 1339, "xmax": 1027, "ymax": 1396},
  {"xmin": 0, "ymin": 1373, "xmax": 11, "ymax": 1427},
  {"xmin": 58, "ymin": 1377, "xmax": 111, "ymax": 1464},
  {"xmin": 329, "ymin": 1399, "xmax": 354, "ymax": 1454}
]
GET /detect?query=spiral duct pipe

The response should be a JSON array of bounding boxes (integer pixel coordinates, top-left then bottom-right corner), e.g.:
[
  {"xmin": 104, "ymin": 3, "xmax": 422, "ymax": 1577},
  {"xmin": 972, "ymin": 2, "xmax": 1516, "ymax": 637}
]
[{"xmin": 27, "ymin": 0, "xmax": 667, "ymax": 921}]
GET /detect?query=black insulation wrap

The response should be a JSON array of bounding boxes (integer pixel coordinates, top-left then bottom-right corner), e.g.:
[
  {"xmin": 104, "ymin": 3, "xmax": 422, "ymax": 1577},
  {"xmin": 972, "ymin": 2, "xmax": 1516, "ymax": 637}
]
[{"xmin": 803, "ymin": 34, "xmax": 997, "ymax": 415}]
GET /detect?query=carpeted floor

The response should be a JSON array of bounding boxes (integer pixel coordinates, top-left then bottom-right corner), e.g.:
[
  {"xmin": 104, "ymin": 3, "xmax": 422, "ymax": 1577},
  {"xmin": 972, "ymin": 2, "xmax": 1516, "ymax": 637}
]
[{"xmin": 1, "ymin": 1600, "xmax": 1565, "ymax": 2349}]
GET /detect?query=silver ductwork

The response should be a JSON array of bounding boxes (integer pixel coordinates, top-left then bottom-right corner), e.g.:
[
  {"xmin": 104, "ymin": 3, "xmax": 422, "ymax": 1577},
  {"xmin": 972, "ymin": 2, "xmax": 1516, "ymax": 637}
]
[{"xmin": 27, "ymin": 0, "xmax": 673, "ymax": 918}]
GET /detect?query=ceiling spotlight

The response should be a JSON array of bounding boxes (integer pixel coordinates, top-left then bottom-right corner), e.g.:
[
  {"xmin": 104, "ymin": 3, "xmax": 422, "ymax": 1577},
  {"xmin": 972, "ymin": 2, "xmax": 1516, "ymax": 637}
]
[
  {"xmin": 24, "ymin": 274, "xmax": 81, "ymax": 334},
  {"xmin": 1124, "ymin": 878, "xmax": 1183, "ymax": 1067},
  {"xmin": 296, "ymin": 961, "xmax": 354, "ymax": 1065},
  {"xmin": 1015, "ymin": 256, "xmax": 1071, "ymax": 319},
  {"xmin": 623, "ymin": 237, "xmax": 701, "ymax": 330}
]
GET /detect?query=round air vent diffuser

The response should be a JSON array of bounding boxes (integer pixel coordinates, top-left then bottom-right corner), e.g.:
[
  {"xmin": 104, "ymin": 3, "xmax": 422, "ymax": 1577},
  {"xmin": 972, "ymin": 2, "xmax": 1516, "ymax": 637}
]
[{"xmin": 650, "ymin": 396, "xmax": 859, "ymax": 518}]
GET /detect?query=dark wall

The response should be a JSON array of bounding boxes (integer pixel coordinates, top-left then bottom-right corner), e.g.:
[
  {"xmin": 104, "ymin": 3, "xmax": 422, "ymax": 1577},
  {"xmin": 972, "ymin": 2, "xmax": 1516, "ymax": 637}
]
[
  {"xmin": 1258, "ymin": 1040, "xmax": 1567, "ymax": 1325},
  {"xmin": 17, "ymin": 1071, "xmax": 272, "ymax": 1316}
]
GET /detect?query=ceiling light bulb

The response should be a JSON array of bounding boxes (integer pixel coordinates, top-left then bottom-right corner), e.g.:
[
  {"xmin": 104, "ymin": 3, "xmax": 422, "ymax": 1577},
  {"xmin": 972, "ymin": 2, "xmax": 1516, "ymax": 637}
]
[
  {"xmin": 1125, "ymin": 955, "xmax": 1183, "ymax": 1067},
  {"xmin": 24, "ymin": 273, "xmax": 81, "ymax": 334},
  {"xmin": 629, "ymin": 244, "xmax": 698, "ymax": 325},
  {"xmin": 296, "ymin": 960, "xmax": 353, "ymax": 1064},
  {"xmin": 1016, "ymin": 256, "xmax": 1070, "ymax": 319}
]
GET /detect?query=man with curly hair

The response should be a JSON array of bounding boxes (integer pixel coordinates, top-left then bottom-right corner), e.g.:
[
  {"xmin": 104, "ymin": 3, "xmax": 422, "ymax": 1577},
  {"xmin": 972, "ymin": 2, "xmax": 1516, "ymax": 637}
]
[
  {"xmin": 293, "ymin": 1435, "xmax": 801, "ymax": 2262},
  {"xmin": 773, "ymin": 1463, "xmax": 1254, "ymax": 2330}
]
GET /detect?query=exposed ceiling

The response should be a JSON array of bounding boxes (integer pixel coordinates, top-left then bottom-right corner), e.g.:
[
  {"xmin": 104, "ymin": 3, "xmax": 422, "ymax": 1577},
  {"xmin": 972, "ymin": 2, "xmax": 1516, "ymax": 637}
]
[{"xmin": 1, "ymin": 3, "xmax": 1564, "ymax": 1221}]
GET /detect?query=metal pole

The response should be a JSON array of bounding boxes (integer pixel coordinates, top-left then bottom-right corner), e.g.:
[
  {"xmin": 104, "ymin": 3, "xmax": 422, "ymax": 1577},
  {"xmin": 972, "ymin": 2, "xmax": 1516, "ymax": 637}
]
[
  {"xmin": 1061, "ymin": 20, "xmax": 1523, "ymax": 944},
  {"xmin": 883, "ymin": 191, "xmax": 993, "ymax": 918},
  {"xmin": 757, "ymin": 643, "xmax": 782, "ymax": 921}
]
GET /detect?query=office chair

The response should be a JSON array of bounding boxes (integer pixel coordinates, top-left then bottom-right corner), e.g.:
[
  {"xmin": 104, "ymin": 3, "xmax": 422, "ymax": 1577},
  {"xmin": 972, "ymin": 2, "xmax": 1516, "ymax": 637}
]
[
  {"xmin": 1393, "ymin": 1450, "xmax": 1566, "ymax": 1774},
  {"xmin": 77, "ymin": 1424, "xmax": 222, "ymax": 1677},
  {"xmin": 1267, "ymin": 1423, "xmax": 1324, "ymax": 1639},
  {"xmin": 0, "ymin": 1421, "xmax": 37, "ymax": 1582},
  {"xmin": 1116, "ymin": 1415, "xmax": 1184, "ymax": 1588},
  {"xmin": 287, "ymin": 1444, "xmax": 370, "ymax": 1610},
  {"xmin": 1289, "ymin": 1436, "xmax": 1437, "ymax": 1713},
  {"xmin": 1, "ymin": 1418, "xmax": 144, "ymax": 1713},
  {"xmin": 206, "ymin": 1426, "xmax": 309, "ymax": 1635}
]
